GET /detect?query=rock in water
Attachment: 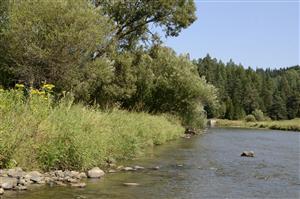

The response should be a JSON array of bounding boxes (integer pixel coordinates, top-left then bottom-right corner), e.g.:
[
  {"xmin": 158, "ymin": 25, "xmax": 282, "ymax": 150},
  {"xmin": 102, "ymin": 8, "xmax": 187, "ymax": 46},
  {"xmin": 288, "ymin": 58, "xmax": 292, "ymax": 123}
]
[
  {"xmin": 87, "ymin": 167, "xmax": 105, "ymax": 178},
  {"xmin": 241, "ymin": 151, "xmax": 255, "ymax": 157},
  {"xmin": 123, "ymin": 182, "xmax": 140, "ymax": 186},
  {"xmin": 71, "ymin": 182, "xmax": 86, "ymax": 188},
  {"xmin": 122, "ymin": 167, "xmax": 135, "ymax": 171},
  {"xmin": 133, "ymin": 165, "xmax": 145, "ymax": 170}
]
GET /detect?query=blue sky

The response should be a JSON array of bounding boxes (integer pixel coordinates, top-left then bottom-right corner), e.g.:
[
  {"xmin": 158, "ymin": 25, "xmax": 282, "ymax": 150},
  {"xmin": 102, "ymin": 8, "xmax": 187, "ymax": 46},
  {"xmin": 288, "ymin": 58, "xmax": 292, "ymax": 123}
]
[{"xmin": 159, "ymin": 0, "xmax": 299, "ymax": 69}]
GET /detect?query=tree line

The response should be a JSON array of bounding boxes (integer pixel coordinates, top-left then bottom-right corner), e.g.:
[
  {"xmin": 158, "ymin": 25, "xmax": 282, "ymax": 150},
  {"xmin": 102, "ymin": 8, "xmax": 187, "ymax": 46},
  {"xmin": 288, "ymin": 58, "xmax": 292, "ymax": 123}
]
[{"xmin": 195, "ymin": 54, "xmax": 300, "ymax": 120}]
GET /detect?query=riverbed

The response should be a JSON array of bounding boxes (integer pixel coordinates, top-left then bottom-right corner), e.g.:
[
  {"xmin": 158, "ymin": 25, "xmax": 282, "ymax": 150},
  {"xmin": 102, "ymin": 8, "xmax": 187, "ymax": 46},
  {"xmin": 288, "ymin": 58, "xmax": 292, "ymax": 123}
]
[{"xmin": 5, "ymin": 128, "xmax": 300, "ymax": 199}]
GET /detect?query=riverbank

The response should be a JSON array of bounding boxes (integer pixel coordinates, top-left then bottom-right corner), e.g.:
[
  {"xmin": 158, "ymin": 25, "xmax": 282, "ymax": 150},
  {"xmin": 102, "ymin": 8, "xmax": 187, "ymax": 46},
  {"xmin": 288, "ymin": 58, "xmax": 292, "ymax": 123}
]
[
  {"xmin": 0, "ymin": 89, "xmax": 184, "ymax": 172},
  {"xmin": 215, "ymin": 118, "xmax": 300, "ymax": 131}
]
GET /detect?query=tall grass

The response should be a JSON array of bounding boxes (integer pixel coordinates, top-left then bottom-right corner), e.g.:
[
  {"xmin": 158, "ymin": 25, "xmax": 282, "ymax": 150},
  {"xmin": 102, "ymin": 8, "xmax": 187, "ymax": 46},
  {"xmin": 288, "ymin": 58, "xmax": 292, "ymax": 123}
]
[{"xmin": 0, "ymin": 88, "xmax": 184, "ymax": 170}]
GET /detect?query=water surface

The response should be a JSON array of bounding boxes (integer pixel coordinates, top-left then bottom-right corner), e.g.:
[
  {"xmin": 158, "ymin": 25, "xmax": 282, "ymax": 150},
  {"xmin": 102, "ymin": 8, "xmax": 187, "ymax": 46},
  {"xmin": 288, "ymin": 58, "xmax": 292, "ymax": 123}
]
[{"xmin": 6, "ymin": 128, "xmax": 300, "ymax": 199}]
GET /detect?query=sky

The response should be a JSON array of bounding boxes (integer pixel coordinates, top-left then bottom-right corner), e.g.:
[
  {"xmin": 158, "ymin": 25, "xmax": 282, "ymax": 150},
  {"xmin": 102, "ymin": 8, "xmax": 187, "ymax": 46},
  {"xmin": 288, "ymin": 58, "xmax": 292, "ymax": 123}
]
[{"xmin": 160, "ymin": 0, "xmax": 299, "ymax": 69}]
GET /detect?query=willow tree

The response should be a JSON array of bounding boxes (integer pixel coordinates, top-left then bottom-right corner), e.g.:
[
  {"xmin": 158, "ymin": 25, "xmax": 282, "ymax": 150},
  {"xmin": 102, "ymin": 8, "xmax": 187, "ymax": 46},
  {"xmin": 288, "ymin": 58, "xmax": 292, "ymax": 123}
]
[{"xmin": 3, "ymin": 0, "xmax": 113, "ymax": 91}]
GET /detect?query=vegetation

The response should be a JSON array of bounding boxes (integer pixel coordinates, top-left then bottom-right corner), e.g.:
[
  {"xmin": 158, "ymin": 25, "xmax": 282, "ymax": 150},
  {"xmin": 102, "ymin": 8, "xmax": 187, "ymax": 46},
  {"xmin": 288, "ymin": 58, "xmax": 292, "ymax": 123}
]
[
  {"xmin": 216, "ymin": 119, "xmax": 300, "ymax": 131},
  {"xmin": 0, "ymin": 0, "xmax": 298, "ymax": 171},
  {"xmin": 0, "ymin": 0, "xmax": 218, "ymax": 170},
  {"xmin": 0, "ymin": 86, "xmax": 183, "ymax": 170},
  {"xmin": 196, "ymin": 55, "xmax": 300, "ymax": 121}
]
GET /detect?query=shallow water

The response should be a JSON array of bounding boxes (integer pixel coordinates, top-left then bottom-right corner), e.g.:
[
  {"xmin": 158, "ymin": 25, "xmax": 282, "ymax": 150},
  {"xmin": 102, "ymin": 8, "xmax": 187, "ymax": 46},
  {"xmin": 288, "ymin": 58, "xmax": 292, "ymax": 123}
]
[{"xmin": 5, "ymin": 128, "xmax": 300, "ymax": 199}]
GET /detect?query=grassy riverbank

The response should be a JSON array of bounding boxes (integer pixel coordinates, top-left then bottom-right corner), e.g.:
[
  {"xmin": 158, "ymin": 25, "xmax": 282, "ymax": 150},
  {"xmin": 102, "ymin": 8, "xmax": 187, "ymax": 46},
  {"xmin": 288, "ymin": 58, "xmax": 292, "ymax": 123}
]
[
  {"xmin": 216, "ymin": 118, "xmax": 300, "ymax": 132},
  {"xmin": 0, "ymin": 89, "xmax": 184, "ymax": 171}
]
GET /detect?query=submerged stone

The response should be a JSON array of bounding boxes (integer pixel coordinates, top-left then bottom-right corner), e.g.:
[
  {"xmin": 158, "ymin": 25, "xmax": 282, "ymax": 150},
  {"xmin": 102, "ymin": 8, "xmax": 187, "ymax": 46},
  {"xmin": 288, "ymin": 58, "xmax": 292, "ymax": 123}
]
[{"xmin": 87, "ymin": 167, "xmax": 105, "ymax": 178}]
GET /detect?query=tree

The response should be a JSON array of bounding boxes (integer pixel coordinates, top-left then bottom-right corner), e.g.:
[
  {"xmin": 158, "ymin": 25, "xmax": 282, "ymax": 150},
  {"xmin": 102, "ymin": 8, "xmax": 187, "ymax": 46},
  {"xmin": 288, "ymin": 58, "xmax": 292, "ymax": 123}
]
[
  {"xmin": 269, "ymin": 91, "xmax": 287, "ymax": 120},
  {"xmin": 95, "ymin": 0, "xmax": 197, "ymax": 49},
  {"xmin": 3, "ymin": 0, "xmax": 113, "ymax": 91}
]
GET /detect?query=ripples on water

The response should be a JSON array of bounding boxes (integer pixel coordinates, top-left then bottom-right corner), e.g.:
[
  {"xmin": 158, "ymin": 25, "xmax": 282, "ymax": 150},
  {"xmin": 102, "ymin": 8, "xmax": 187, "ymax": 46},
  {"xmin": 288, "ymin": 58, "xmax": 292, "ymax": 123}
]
[{"xmin": 6, "ymin": 128, "xmax": 300, "ymax": 199}]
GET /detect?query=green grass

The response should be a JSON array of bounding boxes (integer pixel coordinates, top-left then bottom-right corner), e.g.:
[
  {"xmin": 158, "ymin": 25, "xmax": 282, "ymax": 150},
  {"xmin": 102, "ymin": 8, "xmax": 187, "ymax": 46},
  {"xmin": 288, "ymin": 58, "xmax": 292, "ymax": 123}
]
[
  {"xmin": 216, "ymin": 118, "xmax": 300, "ymax": 132},
  {"xmin": 0, "ymin": 89, "xmax": 184, "ymax": 171}
]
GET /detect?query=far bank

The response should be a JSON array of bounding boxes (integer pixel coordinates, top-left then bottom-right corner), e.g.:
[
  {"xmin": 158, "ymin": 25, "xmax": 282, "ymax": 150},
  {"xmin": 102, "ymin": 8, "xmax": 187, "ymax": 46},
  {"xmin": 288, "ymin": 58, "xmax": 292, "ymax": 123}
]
[{"xmin": 214, "ymin": 118, "xmax": 300, "ymax": 132}]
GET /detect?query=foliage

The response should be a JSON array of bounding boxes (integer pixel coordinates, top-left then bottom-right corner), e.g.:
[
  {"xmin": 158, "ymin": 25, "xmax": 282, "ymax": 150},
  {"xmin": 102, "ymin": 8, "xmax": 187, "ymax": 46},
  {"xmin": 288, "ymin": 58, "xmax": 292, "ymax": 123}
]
[
  {"xmin": 96, "ymin": 0, "xmax": 197, "ymax": 49},
  {"xmin": 252, "ymin": 109, "xmax": 264, "ymax": 121},
  {"xmin": 244, "ymin": 114, "xmax": 256, "ymax": 122},
  {"xmin": 116, "ymin": 46, "xmax": 219, "ymax": 128},
  {"xmin": 0, "ymin": 86, "xmax": 183, "ymax": 170},
  {"xmin": 196, "ymin": 54, "xmax": 300, "ymax": 120},
  {"xmin": 2, "ymin": 0, "xmax": 113, "ymax": 91}
]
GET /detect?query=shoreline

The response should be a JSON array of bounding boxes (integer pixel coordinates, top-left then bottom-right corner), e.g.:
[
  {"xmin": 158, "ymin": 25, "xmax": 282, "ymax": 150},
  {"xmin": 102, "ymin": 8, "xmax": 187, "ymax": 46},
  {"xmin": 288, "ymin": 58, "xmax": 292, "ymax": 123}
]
[
  {"xmin": 215, "ymin": 119, "xmax": 300, "ymax": 132},
  {"xmin": 0, "ymin": 130, "xmax": 199, "ymax": 196}
]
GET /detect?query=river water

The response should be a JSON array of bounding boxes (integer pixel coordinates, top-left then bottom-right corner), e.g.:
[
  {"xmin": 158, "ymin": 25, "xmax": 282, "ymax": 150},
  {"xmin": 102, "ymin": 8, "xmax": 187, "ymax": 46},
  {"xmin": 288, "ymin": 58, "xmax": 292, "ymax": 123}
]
[{"xmin": 6, "ymin": 128, "xmax": 300, "ymax": 199}]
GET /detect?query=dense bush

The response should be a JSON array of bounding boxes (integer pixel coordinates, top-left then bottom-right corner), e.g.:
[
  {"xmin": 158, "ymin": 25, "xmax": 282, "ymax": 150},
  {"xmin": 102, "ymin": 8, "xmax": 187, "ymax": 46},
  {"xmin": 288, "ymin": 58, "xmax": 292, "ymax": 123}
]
[
  {"xmin": 244, "ymin": 114, "xmax": 256, "ymax": 122},
  {"xmin": 252, "ymin": 109, "xmax": 264, "ymax": 121}
]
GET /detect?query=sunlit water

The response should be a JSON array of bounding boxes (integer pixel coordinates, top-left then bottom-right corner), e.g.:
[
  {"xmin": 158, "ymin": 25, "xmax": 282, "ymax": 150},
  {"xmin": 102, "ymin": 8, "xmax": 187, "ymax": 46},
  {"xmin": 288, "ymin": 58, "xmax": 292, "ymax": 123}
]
[{"xmin": 5, "ymin": 128, "xmax": 300, "ymax": 199}]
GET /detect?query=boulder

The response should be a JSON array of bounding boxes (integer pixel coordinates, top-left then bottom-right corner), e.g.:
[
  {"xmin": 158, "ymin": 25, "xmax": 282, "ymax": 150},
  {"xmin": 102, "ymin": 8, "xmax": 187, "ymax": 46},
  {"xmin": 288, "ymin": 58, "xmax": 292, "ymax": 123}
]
[
  {"xmin": 26, "ymin": 171, "xmax": 45, "ymax": 184},
  {"xmin": 241, "ymin": 151, "xmax": 255, "ymax": 157},
  {"xmin": 0, "ymin": 188, "xmax": 4, "ymax": 195},
  {"xmin": 87, "ymin": 167, "xmax": 105, "ymax": 178},
  {"xmin": 7, "ymin": 167, "xmax": 25, "ymax": 178},
  {"xmin": 0, "ymin": 177, "xmax": 18, "ymax": 190}
]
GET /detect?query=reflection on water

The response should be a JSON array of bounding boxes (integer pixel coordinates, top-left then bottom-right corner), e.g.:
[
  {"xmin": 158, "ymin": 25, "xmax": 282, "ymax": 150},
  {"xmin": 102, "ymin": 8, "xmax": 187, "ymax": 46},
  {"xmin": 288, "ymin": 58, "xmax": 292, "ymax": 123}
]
[{"xmin": 6, "ymin": 128, "xmax": 300, "ymax": 199}]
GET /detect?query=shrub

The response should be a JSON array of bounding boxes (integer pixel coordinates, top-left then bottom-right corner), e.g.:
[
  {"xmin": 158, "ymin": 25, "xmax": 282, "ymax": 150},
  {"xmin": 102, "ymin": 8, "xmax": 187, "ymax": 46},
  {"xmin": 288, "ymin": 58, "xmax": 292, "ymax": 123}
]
[
  {"xmin": 252, "ymin": 109, "xmax": 264, "ymax": 121},
  {"xmin": 244, "ymin": 114, "xmax": 256, "ymax": 122}
]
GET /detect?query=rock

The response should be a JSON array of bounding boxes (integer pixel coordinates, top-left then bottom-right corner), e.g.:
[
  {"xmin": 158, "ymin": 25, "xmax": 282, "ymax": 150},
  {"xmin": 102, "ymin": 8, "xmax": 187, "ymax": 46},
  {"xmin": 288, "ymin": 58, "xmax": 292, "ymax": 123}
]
[
  {"xmin": 133, "ymin": 166, "xmax": 145, "ymax": 170},
  {"xmin": 87, "ymin": 167, "xmax": 105, "ymax": 178},
  {"xmin": 7, "ymin": 167, "xmax": 25, "ymax": 178},
  {"xmin": 14, "ymin": 185, "xmax": 27, "ymax": 191},
  {"xmin": 152, "ymin": 166, "xmax": 160, "ymax": 170},
  {"xmin": 177, "ymin": 164, "xmax": 183, "ymax": 167},
  {"xmin": 0, "ymin": 188, "xmax": 4, "ymax": 195},
  {"xmin": 0, "ymin": 177, "xmax": 18, "ymax": 190},
  {"xmin": 71, "ymin": 182, "xmax": 86, "ymax": 188},
  {"xmin": 116, "ymin": 165, "xmax": 124, "ymax": 170},
  {"xmin": 241, "ymin": 151, "xmax": 255, "ymax": 157},
  {"xmin": 54, "ymin": 181, "xmax": 67, "ymax": 186},
  {"xmin": 54, "ymin": 170, "xmax": 65, "ymax": 178},
  {"xmin": 182, "ymin": 134, "xmax": 191, "ymax": 139},
  {"xmin": 122, "ymin": 167, "xmax": 135, "ymax": 171},
  {"xmin": 18, "ymin": 178, "xmax": 29, "ymax": 186},
  {"xmin": 185, "ymin": 128, "xmax": 196, "ymax": 135},
  {"xmin": 108, "ymin": 169, "xmax": 117, "ymax": 173},
  {"xmin": 78, "ymin": 172, "xmax": 87, "ymax": 179},
  {"xmin": 26, "ymin": 171, "xmax": 45, "ymax": 184},
  {"xmin": 123, "ymin": 182, "xmax": 140, "ymax": 186},
  {"xmin": 67, "ymin": 178, "xmax": 78, "ymax": 183}
]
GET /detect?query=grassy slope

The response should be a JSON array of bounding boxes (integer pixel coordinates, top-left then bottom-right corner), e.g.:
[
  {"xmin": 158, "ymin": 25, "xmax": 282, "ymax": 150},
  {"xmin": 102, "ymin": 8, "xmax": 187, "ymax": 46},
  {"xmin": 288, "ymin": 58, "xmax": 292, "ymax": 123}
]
[
  {"xmin": 0, "ymin": 90, "xmax": 184, "ymax": 170},
  {"xmin": 216, "ymin": 118, "xmax": 300, "ymax": 132}
]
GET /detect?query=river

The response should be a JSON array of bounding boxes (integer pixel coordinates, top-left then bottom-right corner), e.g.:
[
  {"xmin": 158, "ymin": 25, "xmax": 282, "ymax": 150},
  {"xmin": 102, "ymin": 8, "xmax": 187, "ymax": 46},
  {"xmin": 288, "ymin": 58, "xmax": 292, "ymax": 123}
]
[{"xmin": 5, "ymin": 128, "xmax": 300, "ymax": 199}]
